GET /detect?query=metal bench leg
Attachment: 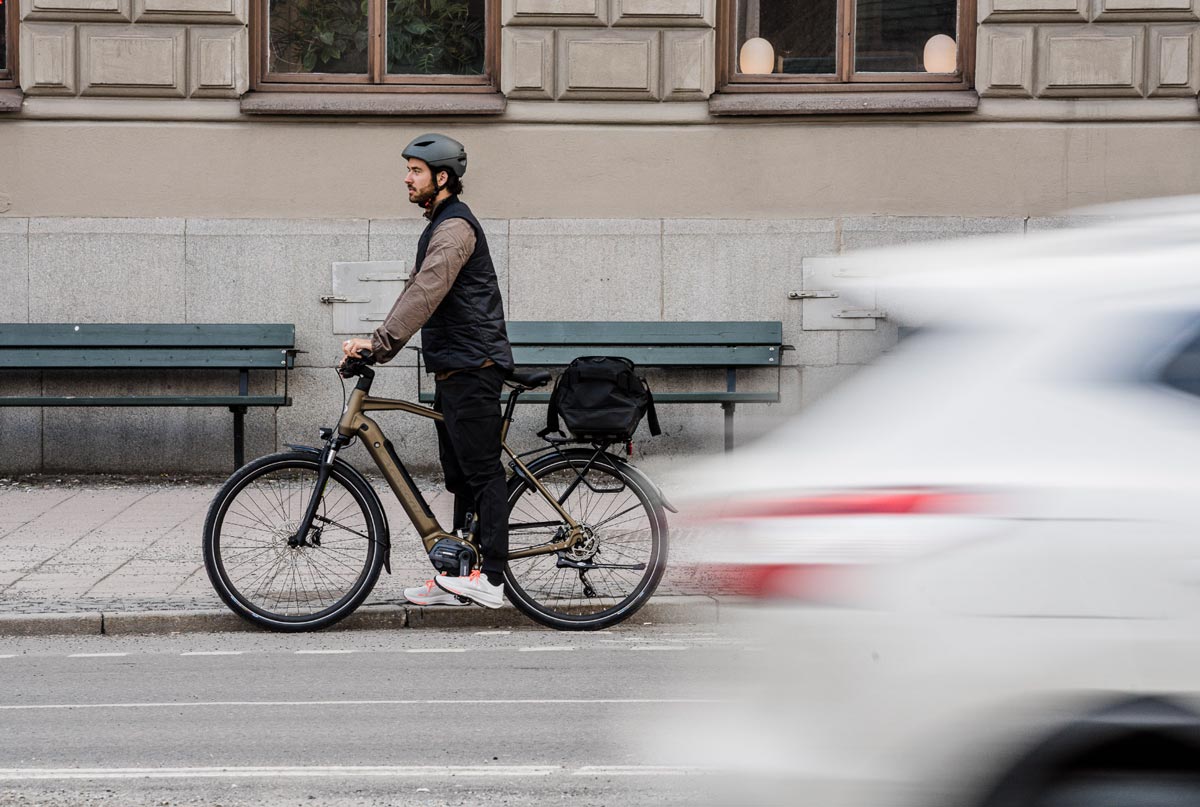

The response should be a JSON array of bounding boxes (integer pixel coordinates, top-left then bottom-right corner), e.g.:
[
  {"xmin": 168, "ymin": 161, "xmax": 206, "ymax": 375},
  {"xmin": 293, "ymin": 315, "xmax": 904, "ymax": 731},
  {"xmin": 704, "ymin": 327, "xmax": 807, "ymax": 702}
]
[
  {"xmin": 722, "ymin": 402, "xmax": 735, "ymax": 453},
  {"xmin": 230, "ymin": 405, "xmax": 247, "ymax": 470}
]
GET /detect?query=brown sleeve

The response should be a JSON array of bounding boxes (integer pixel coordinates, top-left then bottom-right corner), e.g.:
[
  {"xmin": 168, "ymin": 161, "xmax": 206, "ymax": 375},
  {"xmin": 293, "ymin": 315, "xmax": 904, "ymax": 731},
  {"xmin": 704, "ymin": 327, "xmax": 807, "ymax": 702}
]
[{"xmin": 369, "ymin": 218, "xmax": 476, "ymax": 364}]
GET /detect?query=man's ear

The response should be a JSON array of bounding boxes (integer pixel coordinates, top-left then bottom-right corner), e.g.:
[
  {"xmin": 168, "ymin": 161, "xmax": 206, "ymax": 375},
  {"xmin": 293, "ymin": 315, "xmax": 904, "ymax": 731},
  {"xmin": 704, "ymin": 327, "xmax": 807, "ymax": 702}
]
[{"xmin": 436, "ymin": 169, "xmax": 448, "ymax": 190}]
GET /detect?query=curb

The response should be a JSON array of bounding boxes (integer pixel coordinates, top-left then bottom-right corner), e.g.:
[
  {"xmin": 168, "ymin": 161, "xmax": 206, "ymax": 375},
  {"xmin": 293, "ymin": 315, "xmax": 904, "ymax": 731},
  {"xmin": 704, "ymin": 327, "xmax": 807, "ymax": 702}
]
[{"xmin": 0, "ymin": 596, "xmax": 722, "ymax": 637}]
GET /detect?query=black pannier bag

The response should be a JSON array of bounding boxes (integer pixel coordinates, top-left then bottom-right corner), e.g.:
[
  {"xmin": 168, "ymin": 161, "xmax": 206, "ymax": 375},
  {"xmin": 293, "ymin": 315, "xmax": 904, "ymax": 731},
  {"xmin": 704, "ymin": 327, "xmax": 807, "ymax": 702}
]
[{"xmin": 540, "ymin": 356, "xmax": 661, "ymax": 442}]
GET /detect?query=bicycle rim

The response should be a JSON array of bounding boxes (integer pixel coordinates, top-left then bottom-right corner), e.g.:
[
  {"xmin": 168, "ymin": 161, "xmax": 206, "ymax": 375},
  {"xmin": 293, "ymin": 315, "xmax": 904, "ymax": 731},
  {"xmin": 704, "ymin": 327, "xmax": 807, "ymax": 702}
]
[
  {"xmin": 205, "ymin": 455, "xmax": 383, "ymax": 630},
  {"xmin": 504, "ymin": 455, "xmax": 667, "ymax": 630}
]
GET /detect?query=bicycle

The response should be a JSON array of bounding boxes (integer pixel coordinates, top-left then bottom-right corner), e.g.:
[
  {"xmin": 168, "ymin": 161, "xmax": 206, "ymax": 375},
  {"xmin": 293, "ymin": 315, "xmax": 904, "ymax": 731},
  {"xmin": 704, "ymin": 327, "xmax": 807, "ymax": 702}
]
[{"xmin": 202, "ymin": 351, "xmax": 673, "ymax": 632}]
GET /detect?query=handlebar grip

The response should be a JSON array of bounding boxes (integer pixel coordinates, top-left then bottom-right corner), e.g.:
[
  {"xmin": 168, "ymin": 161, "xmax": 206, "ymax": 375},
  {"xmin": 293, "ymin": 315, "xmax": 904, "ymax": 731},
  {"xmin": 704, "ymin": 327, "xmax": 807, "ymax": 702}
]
[{"xmin": 338, "ymin": 349, "xmax": 377, "ymax": 378}]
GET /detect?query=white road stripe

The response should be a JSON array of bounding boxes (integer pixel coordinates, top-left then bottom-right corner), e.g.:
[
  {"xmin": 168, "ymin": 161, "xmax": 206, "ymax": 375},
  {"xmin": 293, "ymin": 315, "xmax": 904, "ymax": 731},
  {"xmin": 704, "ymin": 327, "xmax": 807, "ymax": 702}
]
[
  {"xmin": 0, "ymin": 655, "xmax": 15, "ymax": 659},
  {"xmin": 405, "ymin": 648, "xmax": 466, "ymax": 654},
  {"xmin": 0, "ymin": 766, "xmax": 560, "ymax": 781},
  {"xmin": 0, "ymin": 765, "xmax": 711, "ymax": 782},
  {"xmin": 180, "ymin": 651, "xmax": 243, "ymax": 657},
  {"xmin": 0, "ymin": 698, "xmax": 721, "ymax": 712},
  {"xmin": 630, "ymin": 646, "xmax": 689, "ymax": 651},
  {"xmin": 573, "ymin": 766, "xmax": 709, "ymax": 776},
  {"xmin": 295, "ymin": 650, "xmax": 355, "ymax": 655},
  {"xmin": 475, "ymin": 630, "xmax": 511, "ymax": 635},
  {"xmin": 518, "ymin": 646, "xmax": 574, "ymax": 652},
  {"xmin": 67, "ymin": 653, "xmax": 127, "ymax": 658}
]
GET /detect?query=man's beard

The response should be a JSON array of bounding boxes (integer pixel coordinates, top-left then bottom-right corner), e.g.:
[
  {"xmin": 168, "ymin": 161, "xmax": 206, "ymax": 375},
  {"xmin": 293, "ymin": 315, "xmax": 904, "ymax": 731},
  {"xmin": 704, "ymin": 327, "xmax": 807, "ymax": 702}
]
[{"xmin": 408, "ymin": 182, "xmax": 439, "ymax": 208}]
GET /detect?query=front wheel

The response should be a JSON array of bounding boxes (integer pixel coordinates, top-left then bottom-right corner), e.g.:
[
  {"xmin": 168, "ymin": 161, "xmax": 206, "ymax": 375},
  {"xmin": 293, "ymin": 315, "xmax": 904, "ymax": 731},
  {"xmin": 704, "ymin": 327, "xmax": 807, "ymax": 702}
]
[
  {"xmin": 504, "ymin": 450, "xmax": 668, "ymax": 631},
  {"xmin": 203, "ymin": 450, "xmax": 387, "ymax": 632}
]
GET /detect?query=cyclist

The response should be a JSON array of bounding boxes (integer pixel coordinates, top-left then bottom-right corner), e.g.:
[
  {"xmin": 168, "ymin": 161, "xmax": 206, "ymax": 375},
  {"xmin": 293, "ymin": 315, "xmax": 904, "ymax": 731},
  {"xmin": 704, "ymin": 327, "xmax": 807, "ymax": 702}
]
[{"xmin": 341, "ymin": 133, "xmax": 514, "ymax": 609}]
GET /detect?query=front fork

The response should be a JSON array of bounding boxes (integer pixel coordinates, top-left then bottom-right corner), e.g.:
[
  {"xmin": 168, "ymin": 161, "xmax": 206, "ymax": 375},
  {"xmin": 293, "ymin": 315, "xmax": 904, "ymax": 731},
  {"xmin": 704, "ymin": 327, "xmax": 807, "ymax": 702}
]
[{"xmin": 289, "ymin": 429, "xmax": 350, "ymax": 547}]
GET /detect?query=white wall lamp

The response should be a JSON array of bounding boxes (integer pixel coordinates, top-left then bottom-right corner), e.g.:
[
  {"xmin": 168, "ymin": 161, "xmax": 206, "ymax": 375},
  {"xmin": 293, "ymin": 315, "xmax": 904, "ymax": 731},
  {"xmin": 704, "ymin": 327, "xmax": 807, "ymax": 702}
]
[
  {"xmin": 923, "ymin": 34, "xmax": 957, "ymax": 73},
  {"xmin": 739, "ymin": 37, "xmax": 775, "ymax": 74}
]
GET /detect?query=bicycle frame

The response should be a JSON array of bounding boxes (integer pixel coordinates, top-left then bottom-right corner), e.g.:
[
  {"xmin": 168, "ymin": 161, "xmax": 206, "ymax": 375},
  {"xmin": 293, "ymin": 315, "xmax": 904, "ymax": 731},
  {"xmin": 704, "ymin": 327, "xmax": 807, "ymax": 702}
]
[{"xmin": 327, "ymin": 371, "xmax": 585, "ymax": 561}]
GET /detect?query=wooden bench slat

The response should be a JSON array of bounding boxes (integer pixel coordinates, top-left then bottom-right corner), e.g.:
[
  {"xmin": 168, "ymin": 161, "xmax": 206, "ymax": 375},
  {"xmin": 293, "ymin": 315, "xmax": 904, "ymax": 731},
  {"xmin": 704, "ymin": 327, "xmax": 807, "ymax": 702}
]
[
  {"xmin": 507, "ymin": 321, "xmax": 783, "ymax": 346},
  {"xmin": 0, "ymin": 349, "xmax": 296, "ymax": 369},
  {"xmin": 0, "ymin": 396, "xmax": 291, "ymax": 407},
  {"xmin": 0, "ymin": 323, "xmax": 296, "ymax": 348},
  {"xmin": 510, "ymin": 346, "xmax": 780, "ymax": 366}
]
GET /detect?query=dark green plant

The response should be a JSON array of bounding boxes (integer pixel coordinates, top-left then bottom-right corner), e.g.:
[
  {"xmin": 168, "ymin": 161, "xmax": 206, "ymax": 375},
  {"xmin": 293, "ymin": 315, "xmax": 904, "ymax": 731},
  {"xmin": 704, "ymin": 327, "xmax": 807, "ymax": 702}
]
[
  {"xmin": 268, "ymin": 0, "xmax": 481, "ymax": 75},
  {"xmin": 386, "ymin": 0, "xmax": 483, "ymax": 75}
]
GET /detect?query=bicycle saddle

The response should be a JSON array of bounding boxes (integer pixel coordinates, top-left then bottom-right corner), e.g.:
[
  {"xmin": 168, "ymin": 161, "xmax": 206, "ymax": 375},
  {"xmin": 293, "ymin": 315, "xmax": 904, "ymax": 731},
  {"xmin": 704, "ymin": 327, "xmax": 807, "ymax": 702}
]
[{"xmin": 508, "ymin": 369, "xmax": 552, "ymax": 389}]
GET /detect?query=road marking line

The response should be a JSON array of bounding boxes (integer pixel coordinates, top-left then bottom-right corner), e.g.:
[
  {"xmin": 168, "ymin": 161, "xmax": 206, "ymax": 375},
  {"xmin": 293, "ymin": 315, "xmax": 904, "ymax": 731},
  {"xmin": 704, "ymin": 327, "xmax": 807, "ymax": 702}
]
[
  {"xmin": 518, "ymin": 646, "xmax": 575, "ymax": 652},
  {"xmin": 475, "ymin": 630, "xmax": 511, "ymax": 635},
  {"xmin": 67, "ymin": 653, "xmax": 127, "ymax": 658},
  {"xmin": 180, "ymin": 651, "xmax": 244, "ymax": 657},
  {"xmin": 630, "ymin": 646, "xmax": 689, "ymax": 651},
  {"xmin": 405, "ymin": 648, "xmax": 467, "ymax": 654},
  {"xmin": 0, "ymin": 698, "xmax": 722, "ymax": 712},
  {"xmin": 573, "ymin": 766, "xmax": 709, "ymax": 776},
  {"xmin": 0, "ymin": 766, "xmax": 561, "ymax": 781},
  {"xmin": 0, "ymin": 655, "xmax": 15, "ymax": 659},
  {"xmin": 295, "ymin": 650, "xmax": 355, "ymax": 655}
]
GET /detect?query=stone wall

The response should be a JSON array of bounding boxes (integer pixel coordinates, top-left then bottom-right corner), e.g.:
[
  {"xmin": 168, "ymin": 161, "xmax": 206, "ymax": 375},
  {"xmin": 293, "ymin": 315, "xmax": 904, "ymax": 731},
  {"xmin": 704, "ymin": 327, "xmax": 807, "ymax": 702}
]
[
  {"xmin": 977, "ymin": 0, "xmax": 1200, "ymax": 97},
  {"xmin": 501, "ymin": 0, "xmax": 713, "ymax": 100},
  {"xmin": 18, "ymin": 0, "xmax": 247, "ymax": 97},
  {"xmin": 0, "ymin": 214, "xmax": 1079, "ymax": 475}
]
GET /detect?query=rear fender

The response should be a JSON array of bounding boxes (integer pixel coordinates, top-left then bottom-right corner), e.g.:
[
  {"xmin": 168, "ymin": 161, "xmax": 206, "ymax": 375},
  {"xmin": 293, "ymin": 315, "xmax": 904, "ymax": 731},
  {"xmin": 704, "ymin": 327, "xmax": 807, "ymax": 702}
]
[{"xmin": 524, "ymin": 447, "xmax": 677, "ymax": 515}]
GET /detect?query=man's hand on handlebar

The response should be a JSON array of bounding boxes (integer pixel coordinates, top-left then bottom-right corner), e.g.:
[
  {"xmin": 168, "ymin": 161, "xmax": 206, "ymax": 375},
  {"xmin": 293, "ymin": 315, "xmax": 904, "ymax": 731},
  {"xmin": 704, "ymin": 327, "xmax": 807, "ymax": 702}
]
[
  {"xmin": 339, "ymin": 338, "xmax": 377, "ymax": 378},
  {"xmin": 342, "ymin": 337, "xmax": 373, "ymax": 359}
]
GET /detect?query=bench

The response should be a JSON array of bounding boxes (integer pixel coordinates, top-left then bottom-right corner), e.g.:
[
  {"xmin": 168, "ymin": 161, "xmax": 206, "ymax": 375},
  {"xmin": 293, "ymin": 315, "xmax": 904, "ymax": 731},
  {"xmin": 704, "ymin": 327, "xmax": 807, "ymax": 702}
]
[
  {"xmin": 416, "ymin": 321, "xmax": 788, "ymax": 451},
  {"xmin": 0, "ymin": 323, "xmax": 297, "ymax": 469}
]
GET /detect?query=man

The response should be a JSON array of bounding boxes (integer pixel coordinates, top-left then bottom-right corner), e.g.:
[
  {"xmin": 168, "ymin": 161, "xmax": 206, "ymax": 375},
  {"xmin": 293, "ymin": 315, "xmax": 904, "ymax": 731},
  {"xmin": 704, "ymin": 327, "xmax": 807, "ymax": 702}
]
[{"xmin": 341, "ymin": 133, "xmax": 514, "ymax": 609}]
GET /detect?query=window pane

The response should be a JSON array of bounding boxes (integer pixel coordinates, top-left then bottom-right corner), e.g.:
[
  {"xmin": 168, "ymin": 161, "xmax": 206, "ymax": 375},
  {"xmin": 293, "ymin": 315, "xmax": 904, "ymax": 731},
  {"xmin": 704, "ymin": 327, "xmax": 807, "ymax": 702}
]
[
  {"xmin": 854, "ymin": 0, "xmax": 956, "ymax": 73},
  {"xmin": 386, "ymin": 0, "xmax": 485, "ymax": 75},
  {"xmin": 738, "ymin": 0, "xmax": 836, "ymax": 75},
  {"xmin": 268, "ymin": 0, "xmax": 369, "ymax": 74},
  {"xmin": 1, "ymin": 0, "xmax": 7, "ymax": 75}
]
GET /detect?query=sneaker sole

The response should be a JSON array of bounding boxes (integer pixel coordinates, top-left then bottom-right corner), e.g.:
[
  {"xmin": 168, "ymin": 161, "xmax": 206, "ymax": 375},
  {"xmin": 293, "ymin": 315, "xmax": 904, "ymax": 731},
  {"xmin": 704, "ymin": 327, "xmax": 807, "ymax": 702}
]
[
  {"xmin": 404, "ymin": 596, "xmax": 469, "ymax": 606},
  {"xmin": 433, "ymin": 579, "xmax": 505, "ymax": 610}
]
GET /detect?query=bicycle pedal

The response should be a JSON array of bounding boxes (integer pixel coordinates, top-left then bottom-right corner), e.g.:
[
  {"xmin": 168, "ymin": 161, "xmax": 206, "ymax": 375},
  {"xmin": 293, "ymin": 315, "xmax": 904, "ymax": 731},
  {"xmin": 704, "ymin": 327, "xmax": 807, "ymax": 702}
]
[{"xmin": 454, "ymin": 595, "xmax": 472, "ymax": 605}]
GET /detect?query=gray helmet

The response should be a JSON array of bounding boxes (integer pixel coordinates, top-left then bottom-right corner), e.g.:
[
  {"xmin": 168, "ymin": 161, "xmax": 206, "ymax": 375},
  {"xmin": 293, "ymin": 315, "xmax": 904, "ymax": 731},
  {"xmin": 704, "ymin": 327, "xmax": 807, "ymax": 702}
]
[{"xmin": 402, "ymin": 133, "xmax": 468, "ymax": 179}]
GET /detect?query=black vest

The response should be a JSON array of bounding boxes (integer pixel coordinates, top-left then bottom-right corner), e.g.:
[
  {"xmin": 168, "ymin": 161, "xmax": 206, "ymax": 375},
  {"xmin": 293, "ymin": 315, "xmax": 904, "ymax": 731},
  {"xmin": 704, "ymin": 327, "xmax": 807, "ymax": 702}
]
[{"xmin": 416, "ymin": 197, "xmax": 514, "ymax": 375}]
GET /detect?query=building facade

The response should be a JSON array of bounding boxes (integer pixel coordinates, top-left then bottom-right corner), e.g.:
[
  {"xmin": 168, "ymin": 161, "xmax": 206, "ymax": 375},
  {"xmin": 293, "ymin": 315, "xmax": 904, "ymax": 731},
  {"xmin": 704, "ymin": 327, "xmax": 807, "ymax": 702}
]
[{"xmin": 1, "ymin": 0, "xmax": 1198, "ymax": 472}]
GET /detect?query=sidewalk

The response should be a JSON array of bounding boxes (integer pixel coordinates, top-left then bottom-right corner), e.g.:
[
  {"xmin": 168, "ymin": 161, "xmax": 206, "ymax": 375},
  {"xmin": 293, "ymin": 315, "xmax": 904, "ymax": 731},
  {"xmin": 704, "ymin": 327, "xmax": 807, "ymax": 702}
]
[{"xmin": 0, "ymin": 463, "xmax": 722, "ymax": 636}]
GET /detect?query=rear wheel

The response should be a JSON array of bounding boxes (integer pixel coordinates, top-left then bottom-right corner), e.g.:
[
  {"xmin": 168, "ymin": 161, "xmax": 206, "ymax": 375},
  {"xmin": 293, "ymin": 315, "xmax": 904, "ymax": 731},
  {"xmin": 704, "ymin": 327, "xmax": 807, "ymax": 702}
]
[
  {"xmin": 203, "ymin": 451, "xmax": 386, "ymax": 632},
  {"xmin": 504, "ymin": 450, "xmax": 668, "ymax": 631}
]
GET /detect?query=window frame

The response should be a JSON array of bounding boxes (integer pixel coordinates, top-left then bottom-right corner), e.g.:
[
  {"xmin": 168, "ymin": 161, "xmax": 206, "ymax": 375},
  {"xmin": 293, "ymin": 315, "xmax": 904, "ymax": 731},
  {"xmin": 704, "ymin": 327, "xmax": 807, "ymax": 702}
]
[
  {"xmin": 250, "ymin": 0, "xmax": 500, "ymax": 93},
  {"xmin": 1, "ymin": 0, "xmax": 17, "ymax": 89},
  {"xmin": 716, "ymin": 0, "xmax": 976, "ymax": 93}
]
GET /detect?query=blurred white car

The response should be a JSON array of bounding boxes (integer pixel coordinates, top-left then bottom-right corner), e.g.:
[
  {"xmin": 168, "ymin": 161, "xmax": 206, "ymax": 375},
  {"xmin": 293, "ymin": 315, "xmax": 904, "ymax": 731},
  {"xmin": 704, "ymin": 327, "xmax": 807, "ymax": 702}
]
[{"xmin": 669, "ymin": 198, "xmax": 1200, "ymax": 807}]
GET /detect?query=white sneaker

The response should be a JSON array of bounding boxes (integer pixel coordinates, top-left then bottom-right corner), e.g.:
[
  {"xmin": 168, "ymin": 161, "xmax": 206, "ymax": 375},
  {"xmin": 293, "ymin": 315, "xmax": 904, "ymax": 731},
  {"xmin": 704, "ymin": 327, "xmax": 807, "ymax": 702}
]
[
  {"xmin": 435, "ymin": 570, "xmax": 505, "ymax": 609},
  {"xmin": 404, "ymin": 575, "xmax": 469, "ymax": 606}
]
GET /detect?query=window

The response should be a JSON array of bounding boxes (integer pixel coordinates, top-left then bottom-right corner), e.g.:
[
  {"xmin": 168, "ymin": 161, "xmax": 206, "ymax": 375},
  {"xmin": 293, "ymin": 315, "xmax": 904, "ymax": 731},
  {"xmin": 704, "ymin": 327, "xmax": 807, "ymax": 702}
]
[
  {"xmin": 1160, "ymin": 318, "xmax": 1200, "ymax": 399},
  {"xmin": 719, "ymin": 0, "xmax": 974, "ymax": 93},
  {"xmin": 253, "ymin": 0, "xmax": 498, "ymax": 91}
]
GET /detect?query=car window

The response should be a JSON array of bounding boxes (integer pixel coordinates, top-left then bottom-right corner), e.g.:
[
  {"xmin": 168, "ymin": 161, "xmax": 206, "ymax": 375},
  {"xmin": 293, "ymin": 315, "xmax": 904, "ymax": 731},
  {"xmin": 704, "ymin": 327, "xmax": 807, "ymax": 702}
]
[{"xmin": 1159, "ymin": 318, "xmax": 1200, "ymax": 397}]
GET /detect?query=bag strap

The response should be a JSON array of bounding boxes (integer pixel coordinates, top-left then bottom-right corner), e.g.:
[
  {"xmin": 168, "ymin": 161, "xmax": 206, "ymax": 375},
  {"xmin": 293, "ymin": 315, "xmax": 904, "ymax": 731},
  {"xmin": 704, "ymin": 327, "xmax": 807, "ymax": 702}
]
[
  {"xmin": 538, "ymin": 373, "xmax": 564, "ymax": 438},
  {"xmin": 643, "ymin": 380, "xmax": 661, "ymax": 436}
]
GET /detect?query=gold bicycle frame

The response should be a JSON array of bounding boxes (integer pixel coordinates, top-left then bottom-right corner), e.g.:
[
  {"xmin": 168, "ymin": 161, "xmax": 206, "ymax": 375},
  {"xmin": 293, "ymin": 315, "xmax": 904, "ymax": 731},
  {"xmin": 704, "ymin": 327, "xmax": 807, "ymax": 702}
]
[{"xmin": 336, "ymin": 386, "xmax": 583, "ymax": 560}]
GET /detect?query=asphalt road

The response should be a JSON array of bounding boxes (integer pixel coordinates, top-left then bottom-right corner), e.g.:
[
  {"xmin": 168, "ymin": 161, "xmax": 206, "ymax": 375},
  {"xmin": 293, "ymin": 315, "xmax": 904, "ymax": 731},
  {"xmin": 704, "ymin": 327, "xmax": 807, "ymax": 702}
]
[{"xmin": 0, "ymin": 626, "xmax": 745, "ymax": 806}]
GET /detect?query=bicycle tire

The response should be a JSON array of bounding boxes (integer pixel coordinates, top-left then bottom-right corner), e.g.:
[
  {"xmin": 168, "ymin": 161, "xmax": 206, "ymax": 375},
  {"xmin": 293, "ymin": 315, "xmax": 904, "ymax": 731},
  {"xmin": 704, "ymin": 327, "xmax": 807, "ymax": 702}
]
[
  {"xmin": 503, "ymin": 449, "xmax": 668, "ymax": 631},
  {"xmin": 203, "ymin": 450, "xmax": 387, "ymax": 632}
]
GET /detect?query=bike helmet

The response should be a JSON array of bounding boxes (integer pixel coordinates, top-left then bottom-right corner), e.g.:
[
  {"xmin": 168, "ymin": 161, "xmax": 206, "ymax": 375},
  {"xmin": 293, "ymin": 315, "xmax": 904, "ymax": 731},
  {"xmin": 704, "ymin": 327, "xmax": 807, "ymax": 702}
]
[{"xmin": 402, "ymin": 133, "xmax": 468, "ymax": 178}]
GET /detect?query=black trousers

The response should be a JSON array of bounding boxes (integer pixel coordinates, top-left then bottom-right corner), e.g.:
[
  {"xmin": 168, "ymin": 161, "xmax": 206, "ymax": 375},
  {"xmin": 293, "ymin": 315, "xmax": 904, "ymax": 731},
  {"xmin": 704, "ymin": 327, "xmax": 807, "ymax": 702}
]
[{"xmin": 433, "ymin": 364, "xmax": 508, "ymax": 576}]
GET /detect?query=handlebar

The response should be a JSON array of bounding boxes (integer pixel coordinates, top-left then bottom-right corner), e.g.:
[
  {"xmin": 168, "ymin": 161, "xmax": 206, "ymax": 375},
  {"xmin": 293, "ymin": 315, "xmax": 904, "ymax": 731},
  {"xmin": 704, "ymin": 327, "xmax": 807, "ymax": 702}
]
[{"xmin": 339, "ymin": 349, "xmax": 377, "ymax": 379}]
